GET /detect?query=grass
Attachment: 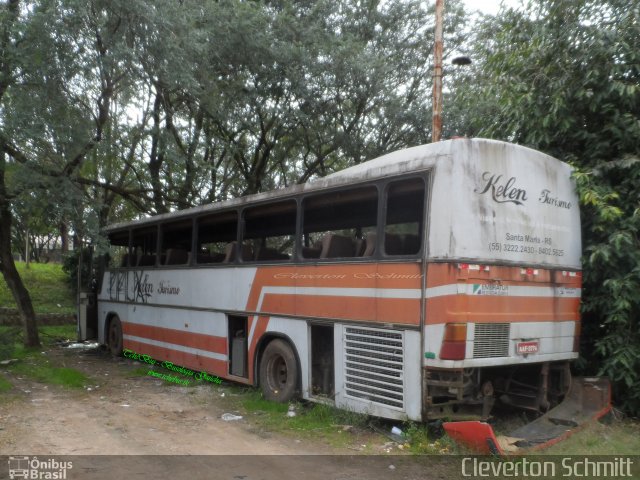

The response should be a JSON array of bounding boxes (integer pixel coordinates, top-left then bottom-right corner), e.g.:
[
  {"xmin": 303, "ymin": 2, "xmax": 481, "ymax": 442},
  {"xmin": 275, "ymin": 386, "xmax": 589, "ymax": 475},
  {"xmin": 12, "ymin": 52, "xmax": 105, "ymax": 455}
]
[
  {"xmin": 239, "ymin": 389, "xmax": 369, "ymax": 432},
  {"xmin": 0, "ymin": 324, "xmax": 89, "ymax": 389},
  {"xmin": 236, "ymin": 390, "xmax": 455, "ymax": 453},
  {"xmin": 0, "ymin": 261, "xmax": 75, "ymax": 314},
  {"xmin": 219, "ymin": 388, "xmax": 464, "ymax": 453},
  {"xmin": 402, "ymin": 422, "xmax": 457, "ymax": 454},
  {"xmin": 219, "ymin": 388, "xmax": 376, "ymax": 449},
  {"xmin": 0, "ymin": 373, "xmax": 11, "ymax": 392},
  {"xmin": 127, "ymin": 366, "xmax": 153, "ymax": 378},
  {"xmin": 9, "ymin": 362, "xmax": 88, "ymax": 388},
  {"xmin": 542, "ymin": 415, "xmax": 640, "ymax": 455}
]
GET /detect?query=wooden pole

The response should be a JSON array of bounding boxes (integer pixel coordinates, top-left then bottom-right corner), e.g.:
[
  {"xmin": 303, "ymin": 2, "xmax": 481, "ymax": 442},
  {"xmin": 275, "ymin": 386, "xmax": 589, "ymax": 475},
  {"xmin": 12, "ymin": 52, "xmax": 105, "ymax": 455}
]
[{"xmin": 432, "ymin": 0, "xmax": 444, "ymax": 142}]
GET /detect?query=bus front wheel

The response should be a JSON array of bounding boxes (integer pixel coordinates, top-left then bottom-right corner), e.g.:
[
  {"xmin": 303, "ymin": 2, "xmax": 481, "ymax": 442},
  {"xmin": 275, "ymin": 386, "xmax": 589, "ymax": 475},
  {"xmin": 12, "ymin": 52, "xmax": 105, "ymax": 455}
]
[
  {"xmin": 108, "ymin": 316, "xmax": 123, "ymax": 356},
  {"xmin": 259, "ymin": 339, "xmax": 298, "ymax": 402}
]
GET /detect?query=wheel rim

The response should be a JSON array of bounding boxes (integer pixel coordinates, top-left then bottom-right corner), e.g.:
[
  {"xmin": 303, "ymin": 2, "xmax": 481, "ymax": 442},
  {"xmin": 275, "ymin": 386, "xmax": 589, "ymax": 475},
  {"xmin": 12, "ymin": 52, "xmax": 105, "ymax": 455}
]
[
  {"xmin": 269, "ymin": 355, "xmax": 288, "ymax": 390},
  {"xmin": 109, "ymin": 320, "xmax": 121, "ymax": 351}
]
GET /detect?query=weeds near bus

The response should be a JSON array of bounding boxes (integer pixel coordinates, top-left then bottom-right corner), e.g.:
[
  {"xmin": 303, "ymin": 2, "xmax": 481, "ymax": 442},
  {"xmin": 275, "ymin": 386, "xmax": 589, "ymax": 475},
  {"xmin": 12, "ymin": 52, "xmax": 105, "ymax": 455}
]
[
  {"xmin": 233, "ymin": 389, "xmax": 456, "ymax": 454},
  {"xmin": 403, "ymin": 423, "xmax": 455, "ymax": 454},
  {"xmin": 240, "ymin": 390, "xmax": 369, "ymax": 432}
]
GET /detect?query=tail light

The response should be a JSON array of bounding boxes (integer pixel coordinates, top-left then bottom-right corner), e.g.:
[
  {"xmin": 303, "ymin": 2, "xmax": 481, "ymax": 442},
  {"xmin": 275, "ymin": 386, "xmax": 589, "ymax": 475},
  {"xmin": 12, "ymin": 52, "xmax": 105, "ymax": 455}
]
[{"xmin": 440, "ymin": 323, "xmax": 467, "ymax": 360}]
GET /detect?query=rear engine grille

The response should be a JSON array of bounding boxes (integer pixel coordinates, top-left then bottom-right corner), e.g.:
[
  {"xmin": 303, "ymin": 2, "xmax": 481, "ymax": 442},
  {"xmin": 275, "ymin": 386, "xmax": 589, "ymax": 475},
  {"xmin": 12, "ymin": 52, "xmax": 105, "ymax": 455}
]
[
  {"xmin": 344, "ymin": 327, "xmax": 404, "ymax": 409},
  {"xmin": 473, "ymin": 323, "xmax": 510, "ymax": 358}
]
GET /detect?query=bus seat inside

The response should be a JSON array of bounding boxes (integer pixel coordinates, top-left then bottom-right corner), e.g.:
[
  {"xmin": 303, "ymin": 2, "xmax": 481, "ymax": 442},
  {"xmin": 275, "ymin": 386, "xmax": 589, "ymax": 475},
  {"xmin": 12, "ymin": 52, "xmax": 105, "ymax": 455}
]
[
  {"xmin": 137, "ymin": 254, "xmax": 156, "ymax": 266},
  {"xmin": 165, "ymin": 248, "xmax": 189, "ymax": 265},
  {"xmin": 320, "ymin": 234, "xmax": 355, "ymax": 258},
  {"xmin": 384, "ymin": 233, "xmax": 404, "ymax": 255},
  {"xmin": 362, "ymin": 233, "xmax": 377, "ymax": 257}
]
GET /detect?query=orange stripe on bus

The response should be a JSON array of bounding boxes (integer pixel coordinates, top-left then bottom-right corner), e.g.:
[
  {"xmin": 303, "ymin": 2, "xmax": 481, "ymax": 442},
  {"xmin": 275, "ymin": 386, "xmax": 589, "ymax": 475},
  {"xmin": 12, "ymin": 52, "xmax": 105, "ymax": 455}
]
[
  {"xmin": 259, "ymin": 294, "xmax": 421, "ymax": 325},
  {"xmin": 426, "ymin": 263, "xmax": 582, "ymax": 288},
  {"xmin": 122, "ymin": 322, "xmax": 227, "ymax": 355},
  {"xmin": 425, "ymin": 295, "xmax": 580, "ymax": 324},
  {"xmin": 243, "ymin": 264, "xmax": 423, "ymax": 380},
  {"xmin": 123, "ymin": 339, "xmax": 233, "ymax": 381},
  {"xmin": 251, "ymin": 263, "xmax": 423, "ymax": 290}
]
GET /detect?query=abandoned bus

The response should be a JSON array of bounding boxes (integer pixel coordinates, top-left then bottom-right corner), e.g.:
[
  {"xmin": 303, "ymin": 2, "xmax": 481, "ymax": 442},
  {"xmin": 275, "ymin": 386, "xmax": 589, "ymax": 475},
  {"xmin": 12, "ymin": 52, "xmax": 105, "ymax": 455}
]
[{"xmin": 79, "ymin": 138, "xmax": 582, "ymax": 422}]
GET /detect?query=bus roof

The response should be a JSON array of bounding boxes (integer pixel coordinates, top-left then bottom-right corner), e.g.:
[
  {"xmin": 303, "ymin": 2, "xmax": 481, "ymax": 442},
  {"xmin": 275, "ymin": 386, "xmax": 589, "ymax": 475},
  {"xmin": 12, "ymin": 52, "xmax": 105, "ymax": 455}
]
[{"xmin": 104, "ymin": 138, "xmax": 499, "ymax": 233}]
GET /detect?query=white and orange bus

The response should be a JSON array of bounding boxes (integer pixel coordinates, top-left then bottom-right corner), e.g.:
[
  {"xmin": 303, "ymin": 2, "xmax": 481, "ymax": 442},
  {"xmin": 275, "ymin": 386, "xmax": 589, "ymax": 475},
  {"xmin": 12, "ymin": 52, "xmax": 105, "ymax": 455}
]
[{"xmin": 80, "ymin": 138, "xmax": 582, "ymax": 422}]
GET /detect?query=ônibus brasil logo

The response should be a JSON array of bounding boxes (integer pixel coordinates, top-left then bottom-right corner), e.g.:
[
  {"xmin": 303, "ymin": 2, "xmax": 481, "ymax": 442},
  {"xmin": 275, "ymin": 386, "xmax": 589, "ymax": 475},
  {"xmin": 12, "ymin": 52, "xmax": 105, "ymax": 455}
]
[{"xmin": 8, "ymin": 456, "xmax": 73, "ymax": 479}]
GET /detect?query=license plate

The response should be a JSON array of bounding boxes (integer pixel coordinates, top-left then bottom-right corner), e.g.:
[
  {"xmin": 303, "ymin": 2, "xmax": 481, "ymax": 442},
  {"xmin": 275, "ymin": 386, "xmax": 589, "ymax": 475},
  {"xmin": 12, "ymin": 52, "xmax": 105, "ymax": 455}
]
[{"xmin": 517, "ymin": 341, "xmax": 539, "ymax": 355}]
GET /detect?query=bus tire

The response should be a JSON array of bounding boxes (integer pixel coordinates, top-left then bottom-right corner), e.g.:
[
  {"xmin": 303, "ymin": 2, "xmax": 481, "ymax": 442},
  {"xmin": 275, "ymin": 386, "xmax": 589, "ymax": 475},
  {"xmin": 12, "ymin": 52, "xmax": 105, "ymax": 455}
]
[
  {"xmin": 259, "ymin": 339, "xmax": 298, "ymax": 403},
  {"xmin": 108, "ymin": 315, "xmax": 123, "ymax": 356}
]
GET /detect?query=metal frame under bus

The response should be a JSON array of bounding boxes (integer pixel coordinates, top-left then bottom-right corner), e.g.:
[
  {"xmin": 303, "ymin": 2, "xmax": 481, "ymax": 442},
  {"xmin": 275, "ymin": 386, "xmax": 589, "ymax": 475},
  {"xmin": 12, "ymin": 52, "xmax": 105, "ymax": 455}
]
[{"xmin": 79, "ymin": 138, "xmax": 582, "ymax": 422}]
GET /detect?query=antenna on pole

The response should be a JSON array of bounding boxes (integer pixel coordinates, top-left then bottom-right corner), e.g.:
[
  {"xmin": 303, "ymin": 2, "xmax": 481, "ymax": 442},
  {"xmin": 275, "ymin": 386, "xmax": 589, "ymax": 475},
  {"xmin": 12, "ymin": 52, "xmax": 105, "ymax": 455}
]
[{"xmin": 432, "ymin": 0, "xmax": 444, "ymax": 143}]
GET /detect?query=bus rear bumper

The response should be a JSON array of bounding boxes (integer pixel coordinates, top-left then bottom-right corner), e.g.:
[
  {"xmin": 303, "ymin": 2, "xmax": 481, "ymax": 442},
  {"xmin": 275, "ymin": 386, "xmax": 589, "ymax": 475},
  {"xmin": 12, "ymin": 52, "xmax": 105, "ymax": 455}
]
[{"xmin": 443, "ymin": 376, "xmax": 612, "ymax": 454}]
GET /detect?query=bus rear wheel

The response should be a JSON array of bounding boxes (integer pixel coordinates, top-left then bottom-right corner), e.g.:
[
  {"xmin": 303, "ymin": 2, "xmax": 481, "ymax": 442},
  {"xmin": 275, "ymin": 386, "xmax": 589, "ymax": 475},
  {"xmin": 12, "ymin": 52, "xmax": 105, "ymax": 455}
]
[
  {"xmin": 259, "ymin": 339, "xmax": 298, "ymax": 402},
  {"xmin": 108, "ymin": 316, "xmax": 123, "ymax": 356}
]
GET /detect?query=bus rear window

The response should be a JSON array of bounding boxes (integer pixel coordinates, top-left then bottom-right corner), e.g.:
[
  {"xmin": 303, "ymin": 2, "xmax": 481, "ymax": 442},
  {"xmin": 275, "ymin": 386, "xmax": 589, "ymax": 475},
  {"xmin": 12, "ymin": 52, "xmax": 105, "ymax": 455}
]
[{"xmin": 302, "ymin": 186, "xmax": 378, "ymax": 259}]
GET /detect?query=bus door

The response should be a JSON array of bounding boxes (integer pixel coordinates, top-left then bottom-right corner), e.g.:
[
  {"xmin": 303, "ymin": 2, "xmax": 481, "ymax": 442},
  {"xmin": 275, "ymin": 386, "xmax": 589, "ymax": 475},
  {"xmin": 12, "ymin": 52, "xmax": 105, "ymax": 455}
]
[{"xmin": 77, "ymin": 246, "xmax": 99, "ymax": 341}]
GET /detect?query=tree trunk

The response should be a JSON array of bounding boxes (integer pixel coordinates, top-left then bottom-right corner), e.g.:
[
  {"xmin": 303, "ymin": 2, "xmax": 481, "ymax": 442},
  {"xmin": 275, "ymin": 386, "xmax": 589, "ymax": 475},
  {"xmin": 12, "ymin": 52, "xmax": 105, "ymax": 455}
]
[
  {"xmin": 0, "ymin": 151, "xmax": 40, "ymax": 347},
  {"xmin": 24, "ymin": 226, "xmax": 30, "ymax": 268},
  {"xmin": 60, "ymin": 221, "xmax": 69, "ymax": 252}
]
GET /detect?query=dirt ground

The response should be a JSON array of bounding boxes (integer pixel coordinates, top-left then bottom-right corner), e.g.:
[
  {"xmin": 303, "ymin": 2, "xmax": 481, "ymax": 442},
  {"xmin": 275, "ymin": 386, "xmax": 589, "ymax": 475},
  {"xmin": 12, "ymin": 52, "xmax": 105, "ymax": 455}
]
[{"xmin": 0, "ymin": 345, "xmax": 457, "ymax": 480}]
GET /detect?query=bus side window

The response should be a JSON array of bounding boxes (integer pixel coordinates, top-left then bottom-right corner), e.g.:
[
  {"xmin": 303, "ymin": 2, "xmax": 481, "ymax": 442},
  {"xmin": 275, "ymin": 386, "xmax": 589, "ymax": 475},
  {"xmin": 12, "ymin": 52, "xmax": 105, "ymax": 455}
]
[
  {"xmin": 242, "ymin": 201, "xmax": 296, "ymax": 262},
  {"xmin": 302, "ymin": 186, "xmax": 378, "ymax": 260},
  {"xmin": 196, "ymin": 211, "xmax": 238, "ymax": 264},
  {"xmin": 383, "ymin": 178, "xmax": 425, "ymax": 256},
  {"xmin": 129, "ymin": 226, "xmax": 158, "ymax": 267},
  {"xmin": 160, "ymin": 219, "xmax": 193, "ymax": 266},
  {"xmin": 108, "ymin": 230, "xmax": 130, "ymax": 268}
]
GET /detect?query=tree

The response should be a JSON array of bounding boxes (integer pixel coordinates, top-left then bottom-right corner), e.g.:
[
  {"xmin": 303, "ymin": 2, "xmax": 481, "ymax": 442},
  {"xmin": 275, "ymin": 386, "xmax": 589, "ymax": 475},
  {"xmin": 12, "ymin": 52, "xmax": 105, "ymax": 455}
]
[
  {"xmin": 0, "ymin": 0, "xmax": 136, "ymax": 346},
  {"xmin": 0, "ymin": 0, "xmax": 40, "ymax": 346},
  {"xmin": 97, "ymin": 0, "xmax": 469, "ymax": 210},
  {"xmin": 452, "ymin": 0, "xmax": 640, "ymax": 414},
  {"xmin": 1, "ymin": 0, "xmax": 471, "ymax": 348}
]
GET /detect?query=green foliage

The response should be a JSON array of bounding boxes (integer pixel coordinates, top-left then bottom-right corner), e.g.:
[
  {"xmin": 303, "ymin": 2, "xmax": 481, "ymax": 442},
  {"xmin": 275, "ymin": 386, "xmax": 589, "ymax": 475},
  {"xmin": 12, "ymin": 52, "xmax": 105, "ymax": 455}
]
[
  {"xmin": 575, "ymin": 159, "xmax": 640, "ymax": 414},
  {"xmin": 0, "ymin": 261, "xmax": 74, "ymax": 314},
  {"xmin": 455, "ymin": 0, "xmax": 640, "ymax": 415},
  {"xmin": 61, "ymin": 247, "xmax": 93, "ymax": 295}
]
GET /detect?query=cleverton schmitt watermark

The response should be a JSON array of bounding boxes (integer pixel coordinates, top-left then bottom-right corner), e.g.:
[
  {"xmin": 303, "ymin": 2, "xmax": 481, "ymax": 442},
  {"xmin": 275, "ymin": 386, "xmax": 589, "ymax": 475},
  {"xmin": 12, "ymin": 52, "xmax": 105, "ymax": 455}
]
[
  {"xmin": 461, "ymin": 457, "xmax": 634, "ymax": 478},
  {"xmin": 123, "ymin": 348, "xmax": 222, "ymax": 385}
]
